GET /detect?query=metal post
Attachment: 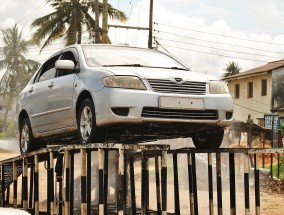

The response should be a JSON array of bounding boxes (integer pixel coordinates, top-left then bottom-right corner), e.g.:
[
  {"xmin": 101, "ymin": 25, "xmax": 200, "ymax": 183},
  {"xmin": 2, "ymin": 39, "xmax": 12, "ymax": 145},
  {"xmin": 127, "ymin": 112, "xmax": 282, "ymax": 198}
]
[
  {"xmin": 65, "ymin": 150, "xmax": 71, "ymax": 215},
  {"xmin": 81, "ymin": 149, "xmax": 87, "ymax": 215},
  {"xmin": 49, "ymin": 152, "xmax": 55, "ymax": 215},
  {"xmin": 13, "ymin": 161, "xmax": 17, "ymax": 208},
  {"xmin": 254, "ymin": 154, "xmax": 260, "ymax": 215},
  {"xmin": 216, "ymin": 153, "xmax": 223, "ymax": 215},
  {"xmin": 70, "ymin": 152, "xmax": 74, "ymax": 215},
  {"xmin": 22, "ymin": 159, "xmax": 28, "ymax": 210},
  {"xmin": 103, "ymin": 150, "xmax": 109, "ymax": 215},
  {"xmin": 98, "ymin": 148, "xmax": 104, "ymax": 215},
  {"xmin": 173, "ymin": 153, "xmax": 180, "ymax": 215},
  {"xmin": 270, "ymin": 153, "xmax": 273, "ymax": 178},
  {"xmin": 29, "ymin": 164, "xmax": 34, "ymax": 209},
  {"xmin": 191, "ymin": 153, "xmax": 199, "ymax": 215},
  {"xmin": 187, "ymin": 153, "xmax": 194, "ymax": 215},
  {"xmin": 244, "ymin": 154, "xmax": 250, "ymax": 215},
  {"xmin": 229, "ymin": 153, "xmax": 236, "ymax": 215},
  {"xmin": 141, "ymin": 153, "xmax": 147, "ymax": 215},
  {"xmin": 208, "ymin": 153, "xmax": 214, "ymax": 215},
  {"xmin": 87, "ymin": 149, "xmax": 92, "ymax": 215},
  {"xmin": 34, "ymin": 155, "xmax": 39, "ymax": 215},
  {"xmin": 148, "ymin": 0, "xmax": 153, "ymax": 48},
  {"xmin": 161, "ymin": 150, "xmax": 167, "ymax": 215},
  {"xmin": 118, "ymin": 148, "xmax": 125, "ymax": 215},
  {"xmin": 0, "ymin": 164, "xmax": 3, "ymax": 207},
  {"xmin": 155, "ymin": 155, "xmax": 161, "ymax": 214},
  {"xmin": 130, "ymin": 157, "xmax": 136, "ymax": 215}
]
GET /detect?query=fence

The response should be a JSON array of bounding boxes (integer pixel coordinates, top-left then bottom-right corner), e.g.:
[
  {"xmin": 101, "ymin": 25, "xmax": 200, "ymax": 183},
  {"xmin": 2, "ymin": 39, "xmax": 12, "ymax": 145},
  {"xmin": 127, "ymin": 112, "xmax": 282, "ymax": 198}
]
[{"xmin": 0, "ymin": 143, "xmax": 284, "ymax": 215}]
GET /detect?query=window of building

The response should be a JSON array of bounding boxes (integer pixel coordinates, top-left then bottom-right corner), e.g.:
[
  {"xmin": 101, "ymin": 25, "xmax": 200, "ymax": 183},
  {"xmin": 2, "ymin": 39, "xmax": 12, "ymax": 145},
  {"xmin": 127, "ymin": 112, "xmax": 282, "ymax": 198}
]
[
  {"xmin": 235, "ymin": 84, "xmax": 240, "ymax": 99},
  {"xmin": 261, "ymin": 79, "xmax": 267, "ymax": 96},
  {"xmin": 248, "ymin": 82, "xmax": 253, "ymax": 98}
]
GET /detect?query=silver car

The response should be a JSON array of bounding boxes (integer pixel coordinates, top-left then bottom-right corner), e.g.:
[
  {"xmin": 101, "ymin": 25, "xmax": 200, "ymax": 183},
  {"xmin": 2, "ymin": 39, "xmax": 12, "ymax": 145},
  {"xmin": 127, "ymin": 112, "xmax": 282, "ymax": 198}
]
[{"xmin": 15, "ymin": 44, "xmax": 233, "ymax": 154}]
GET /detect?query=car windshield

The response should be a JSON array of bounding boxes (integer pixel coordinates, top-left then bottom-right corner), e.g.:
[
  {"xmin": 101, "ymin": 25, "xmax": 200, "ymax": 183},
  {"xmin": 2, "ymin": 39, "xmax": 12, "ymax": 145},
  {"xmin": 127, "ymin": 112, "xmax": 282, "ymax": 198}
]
[{"xmin": 82, "ymin": 45, "xmax": 188, "ymax": 70}]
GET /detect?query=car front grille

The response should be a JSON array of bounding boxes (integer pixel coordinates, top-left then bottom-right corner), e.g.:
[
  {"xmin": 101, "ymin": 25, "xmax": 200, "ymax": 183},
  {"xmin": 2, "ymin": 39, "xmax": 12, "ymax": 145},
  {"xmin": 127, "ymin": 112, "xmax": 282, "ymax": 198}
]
[
  {"xmin": 142, "ymin": 107, "xmax": 218, "ymax": 120},
  {"xmin": 147, "ymin": 79, "xmax": 206, "ymax": 95}
]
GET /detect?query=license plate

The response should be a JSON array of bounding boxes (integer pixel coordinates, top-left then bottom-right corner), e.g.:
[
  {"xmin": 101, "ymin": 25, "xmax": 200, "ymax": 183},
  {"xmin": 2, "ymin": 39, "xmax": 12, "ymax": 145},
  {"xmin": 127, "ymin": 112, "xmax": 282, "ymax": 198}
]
[{"xmin": 159, "ymin": 97, "xmax": 204, "ymax": 109}]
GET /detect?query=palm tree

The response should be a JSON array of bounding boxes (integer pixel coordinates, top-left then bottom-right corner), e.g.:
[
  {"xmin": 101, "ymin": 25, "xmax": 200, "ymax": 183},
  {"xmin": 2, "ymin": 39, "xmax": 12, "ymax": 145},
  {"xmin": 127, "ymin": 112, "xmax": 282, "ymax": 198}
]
[
  {"xmin": 0, "ymin": 24, "xmax": 40, "ymax": 132},
  {"xmin": 222, "ymin": 61, "xmax": 241, "ymax": 78},
  {"xmin": 31, "ymin": 0, "xmax": 127, "ymax": 51}
]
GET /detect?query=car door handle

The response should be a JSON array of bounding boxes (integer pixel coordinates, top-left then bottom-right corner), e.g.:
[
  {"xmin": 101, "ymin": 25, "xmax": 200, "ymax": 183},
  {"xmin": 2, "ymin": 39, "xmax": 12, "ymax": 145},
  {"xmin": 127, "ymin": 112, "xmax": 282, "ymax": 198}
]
[
  {"xmin": 48, "ymin": 82, "xmax": 54, "ymax": 88},
  {"xmin": 28, "ymin": 87, "xmax": 33, "ymax": 93}
]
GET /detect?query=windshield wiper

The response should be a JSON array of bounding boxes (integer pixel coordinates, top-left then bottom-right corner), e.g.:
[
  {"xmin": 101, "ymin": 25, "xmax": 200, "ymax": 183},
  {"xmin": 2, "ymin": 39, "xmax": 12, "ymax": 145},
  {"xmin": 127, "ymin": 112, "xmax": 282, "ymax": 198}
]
[
  {"xmin": 167, "ymin": 67, "xmax": 189, "ymax": 71},
  {"xmin": 103, "ymin": 64, "xmax": 142, "ymax": 67}
]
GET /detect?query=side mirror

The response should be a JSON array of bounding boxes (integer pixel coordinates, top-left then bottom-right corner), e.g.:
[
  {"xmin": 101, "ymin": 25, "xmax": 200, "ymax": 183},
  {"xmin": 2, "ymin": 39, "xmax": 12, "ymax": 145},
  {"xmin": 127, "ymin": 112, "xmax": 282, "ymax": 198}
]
[{"xmin": 55, "ymin": 60, "xmax": 75, "ymax": 71}]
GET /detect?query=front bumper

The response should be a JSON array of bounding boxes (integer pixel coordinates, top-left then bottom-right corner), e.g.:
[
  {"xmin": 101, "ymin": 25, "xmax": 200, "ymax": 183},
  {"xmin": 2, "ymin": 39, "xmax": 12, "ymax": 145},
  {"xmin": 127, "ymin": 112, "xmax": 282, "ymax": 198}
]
[{"xmin": 92, "ymin": 87, "xmax": 233, "ymax": 128}]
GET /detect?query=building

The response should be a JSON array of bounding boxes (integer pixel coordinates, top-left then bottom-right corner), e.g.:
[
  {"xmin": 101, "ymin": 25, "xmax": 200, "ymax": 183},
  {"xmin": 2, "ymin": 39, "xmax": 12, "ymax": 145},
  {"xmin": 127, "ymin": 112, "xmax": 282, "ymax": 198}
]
[{"xmin": 222, "ymin": 60, "xmax": 284, "ymax": 125}]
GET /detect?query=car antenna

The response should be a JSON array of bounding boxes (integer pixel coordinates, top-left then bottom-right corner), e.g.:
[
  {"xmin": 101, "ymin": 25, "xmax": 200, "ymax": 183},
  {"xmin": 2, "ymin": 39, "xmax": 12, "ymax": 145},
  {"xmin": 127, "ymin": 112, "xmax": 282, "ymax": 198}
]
[{"xmin": 154, "ymin": 36, "xmax": 191, "ymax": 71}]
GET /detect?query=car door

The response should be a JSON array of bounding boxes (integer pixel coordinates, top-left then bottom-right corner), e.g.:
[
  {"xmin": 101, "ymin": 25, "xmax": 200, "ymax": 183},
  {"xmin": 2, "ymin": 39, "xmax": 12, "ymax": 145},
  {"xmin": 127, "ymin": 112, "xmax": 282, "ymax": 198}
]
[
  {"xmin": 27, "ymin": 55, "xmax": 59, "ymax": 133},
  {"xmin": 45, "ymin": 49, "xmax": 78, "ymax": 131}
]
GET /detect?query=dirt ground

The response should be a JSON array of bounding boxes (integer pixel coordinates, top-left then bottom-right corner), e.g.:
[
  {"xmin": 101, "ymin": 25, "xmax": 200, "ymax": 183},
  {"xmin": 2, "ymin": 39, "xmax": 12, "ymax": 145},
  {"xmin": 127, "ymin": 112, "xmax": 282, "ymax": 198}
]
[{"xmin": 1, "ymin": 150, "xmax": 284, "ymax": 215}]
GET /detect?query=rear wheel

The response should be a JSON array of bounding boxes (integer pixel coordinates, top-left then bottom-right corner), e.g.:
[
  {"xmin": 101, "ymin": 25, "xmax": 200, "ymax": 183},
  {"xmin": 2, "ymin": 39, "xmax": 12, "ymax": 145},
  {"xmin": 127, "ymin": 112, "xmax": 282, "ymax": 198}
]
[
  {"xmin": 19, "ymin": 118, "xmax": 41, "ymax": 154},
  {"xmin": 78, "ymin": 98, "xmax": 104, "ymax": 144},
  {"xmin": 192, "ymin": 127, "xmax": 224, "ymax": 149}
]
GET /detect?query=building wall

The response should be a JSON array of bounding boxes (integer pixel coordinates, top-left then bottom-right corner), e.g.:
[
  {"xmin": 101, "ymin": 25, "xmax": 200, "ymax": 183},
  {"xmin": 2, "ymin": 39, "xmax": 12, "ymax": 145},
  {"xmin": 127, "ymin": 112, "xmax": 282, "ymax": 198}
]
[{"xmin": 227, "ymin": 72, "xmax": 272, "ymax": 122}]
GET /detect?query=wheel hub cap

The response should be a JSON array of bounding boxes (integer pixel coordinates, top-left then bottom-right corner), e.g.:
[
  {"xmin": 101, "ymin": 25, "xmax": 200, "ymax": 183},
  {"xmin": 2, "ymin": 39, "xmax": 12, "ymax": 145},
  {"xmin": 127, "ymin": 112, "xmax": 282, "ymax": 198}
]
[
  {"xmin": 80, "ymin": 106, "xmax": 92, "ymax": 141},
  {"xmin": 20, "ymin": 124, "xmax": 29, "ymax": 153}
]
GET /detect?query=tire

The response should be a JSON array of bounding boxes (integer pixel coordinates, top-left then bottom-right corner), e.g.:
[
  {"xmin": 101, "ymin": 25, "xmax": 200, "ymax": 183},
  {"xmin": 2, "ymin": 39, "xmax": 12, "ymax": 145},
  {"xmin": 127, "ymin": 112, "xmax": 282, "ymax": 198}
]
[
  {"xmin": 192, "ymin": 127, "xmax": 224, "ymax": 149},
  {"xmin": 19, "ymin": 118, "xmax": 40, "ymax": 154},
  {"xmin": 78, "ymin": 98, "xmax": 104, "ymax": 144}
]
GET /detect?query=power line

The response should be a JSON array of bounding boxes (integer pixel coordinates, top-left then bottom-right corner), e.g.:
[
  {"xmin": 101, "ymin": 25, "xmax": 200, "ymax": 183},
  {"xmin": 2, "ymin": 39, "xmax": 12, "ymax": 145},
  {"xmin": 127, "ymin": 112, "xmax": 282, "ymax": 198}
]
[
  {"xmin": 154, "ymin": 30, "xmax": 284, "ymax": 55},
  {"xmin": 157, "ymin": 43, "xmax": 270, "ymax": 62},
  {"xmin": 155, "ymin": 22, "xmax": 284, "ymax": 46},
  {"xmin": 155, "ymin": 37, "xmax": 281, "ymax": 59},
  {"xmin": 233, "ymin": 102, "xmax": 267, "ymax": 114}
]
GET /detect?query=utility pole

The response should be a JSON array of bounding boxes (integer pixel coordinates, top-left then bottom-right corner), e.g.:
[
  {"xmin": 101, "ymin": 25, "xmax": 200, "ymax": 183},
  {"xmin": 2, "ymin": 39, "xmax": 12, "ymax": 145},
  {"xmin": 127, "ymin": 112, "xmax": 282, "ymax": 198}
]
[
  {"xmin": 102, "ymin": 0, "xmax": 109, "ymax": 44},
  {"xmin": 148, "ymin": 0, "xmax": 153, "ymax": 49},
  {"xmin": 94, "ymin": 0, "xmax": 100, "ymax": 43}
]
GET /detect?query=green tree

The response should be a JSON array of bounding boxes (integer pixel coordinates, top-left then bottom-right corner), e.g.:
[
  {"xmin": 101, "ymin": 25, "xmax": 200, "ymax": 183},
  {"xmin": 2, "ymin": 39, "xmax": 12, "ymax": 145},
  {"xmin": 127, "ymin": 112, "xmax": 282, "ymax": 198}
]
[
  {"xmin": 222, "ymin": 61, "xmax": 241, "ymax": 78},
  {"xmin": 0, "ymin": 24, "xmax": 40, "ymax": 132},
  {"xmin": 31, "ymin": 0, "xmax": 127, "ymax": 51}
]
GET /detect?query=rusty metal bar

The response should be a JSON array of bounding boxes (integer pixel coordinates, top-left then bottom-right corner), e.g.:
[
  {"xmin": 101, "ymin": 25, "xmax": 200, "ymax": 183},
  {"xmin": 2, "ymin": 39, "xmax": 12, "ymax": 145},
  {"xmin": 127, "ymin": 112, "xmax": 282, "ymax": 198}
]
[
  {"xmin": 34, "ymin": 155, "xmax": 39, "ymax": 215},
  {"xmin": 87, "ymin": 149, "xmax": 92, "ymax": 215},
  {"xmin": 55, "ymin": 153, "xmax": 64, "ymax": 215},
  {"xmin": 173, "ymin": 153, "xmax": 180, "ymax": 215},
  {"xmin": 65, "ymin": 150, "xmax": 71, "ymax": 215},
  {"xmin": 98, "ymin": 148, "xmax": 104, "ymax": 215},
  {"xmin": 244, "ymin": 154, "xmax": 250, "ymax": 215},
  {"xmin": 13, "ymin": 161, "xmax": 17, "ymax": 208},
  {"xmin": 254, "ymin": 154, "xmax": 260, "ymax": 215},
  {"xmin": 270, "ymin": 153, "xmax": 273, "ymax": 178},
  {"xmin": 161, "ymin": 150, "xmax": 167, "ymax": 215},
  {"xmin": 118, "ymin": 148, "xmax": 125, "ymax": 215},
  {"xmin": 187, "ymin": 153, "xmax": 194, "ymax": 215},
  {"xmin": 155, "ymin": 155, "xmax": 161, "ymax": 214},
  {"xmin": 103, "ymin": 150, "xmax": 109, "ymax": 215},
  {"xmin": 22, "ymin": 159, "xmax": 28, "ymax": 210},
  {"xmin": 229, "ymin": 153, "xmax": 236, "ymax": 215},
  {"xmin": 81, "ymin": 149, "xmax": 87, "ymax": 215},
  {"xmin": 216, "ymin": 153, "xmax": 223, "ymax": 215},
  {"xmin": 130, "ymin": 157, "xmax": 136, "ymax": 215},
  {"xmin": 141, "ymin": 152, "xmax": 147, "ymax": 215},
  {"xmin": 208, "ymin": 153, "xmax": 214, "ymax": 215},
  {"xmin": 277, "ymin": 153, "xmax": 280, "ymax": 179}
]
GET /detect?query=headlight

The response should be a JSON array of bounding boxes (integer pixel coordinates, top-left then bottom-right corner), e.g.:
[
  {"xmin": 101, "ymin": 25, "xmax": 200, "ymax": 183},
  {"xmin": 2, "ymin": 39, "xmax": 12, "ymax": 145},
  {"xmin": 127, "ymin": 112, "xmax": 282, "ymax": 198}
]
[
  {"xmin": 103, "ymin": 76, "xmax": 146, "ymax": 90},
  {"xmin": 209, "ymin": 81, "xmax": 229, "ymax": 94}
]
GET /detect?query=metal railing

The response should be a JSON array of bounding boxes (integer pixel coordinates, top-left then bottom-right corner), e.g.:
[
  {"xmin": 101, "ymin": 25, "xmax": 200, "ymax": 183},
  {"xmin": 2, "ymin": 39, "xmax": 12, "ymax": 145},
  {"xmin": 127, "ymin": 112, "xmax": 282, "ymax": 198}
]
[{"xmin": 0, "ymin": 144, "xmax": 284, "ymax": 215}]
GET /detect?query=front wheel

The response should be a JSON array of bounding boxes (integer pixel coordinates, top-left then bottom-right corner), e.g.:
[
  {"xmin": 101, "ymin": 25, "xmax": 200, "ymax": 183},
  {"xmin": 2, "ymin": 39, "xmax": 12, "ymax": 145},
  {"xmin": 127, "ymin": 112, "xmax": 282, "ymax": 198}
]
[
  {"xmin": 78, "ymin": 98, "xmax": 105, "ymax": 144},
  {"xmin": 192, "ymin": 127, "xmax": 224, "ymax": 149},
  {"xmin": 19, "ymin": 118, "xmax": 40, "ymax": 154}
]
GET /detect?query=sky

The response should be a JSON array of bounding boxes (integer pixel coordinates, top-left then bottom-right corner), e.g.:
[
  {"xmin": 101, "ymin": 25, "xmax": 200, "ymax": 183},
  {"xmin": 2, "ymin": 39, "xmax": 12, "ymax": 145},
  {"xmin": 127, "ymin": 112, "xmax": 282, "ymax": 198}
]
[{"xmin": 1, "ymin": 0, "xmax": 284, "ymax": 78}]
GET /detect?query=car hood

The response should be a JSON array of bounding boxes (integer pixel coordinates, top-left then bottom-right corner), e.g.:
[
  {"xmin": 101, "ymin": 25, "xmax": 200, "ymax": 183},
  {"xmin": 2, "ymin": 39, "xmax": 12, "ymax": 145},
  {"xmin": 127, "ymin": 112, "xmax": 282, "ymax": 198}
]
[{"xmin": 102, "ymin": 67, "xmax": 219, "ymax": 82}]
